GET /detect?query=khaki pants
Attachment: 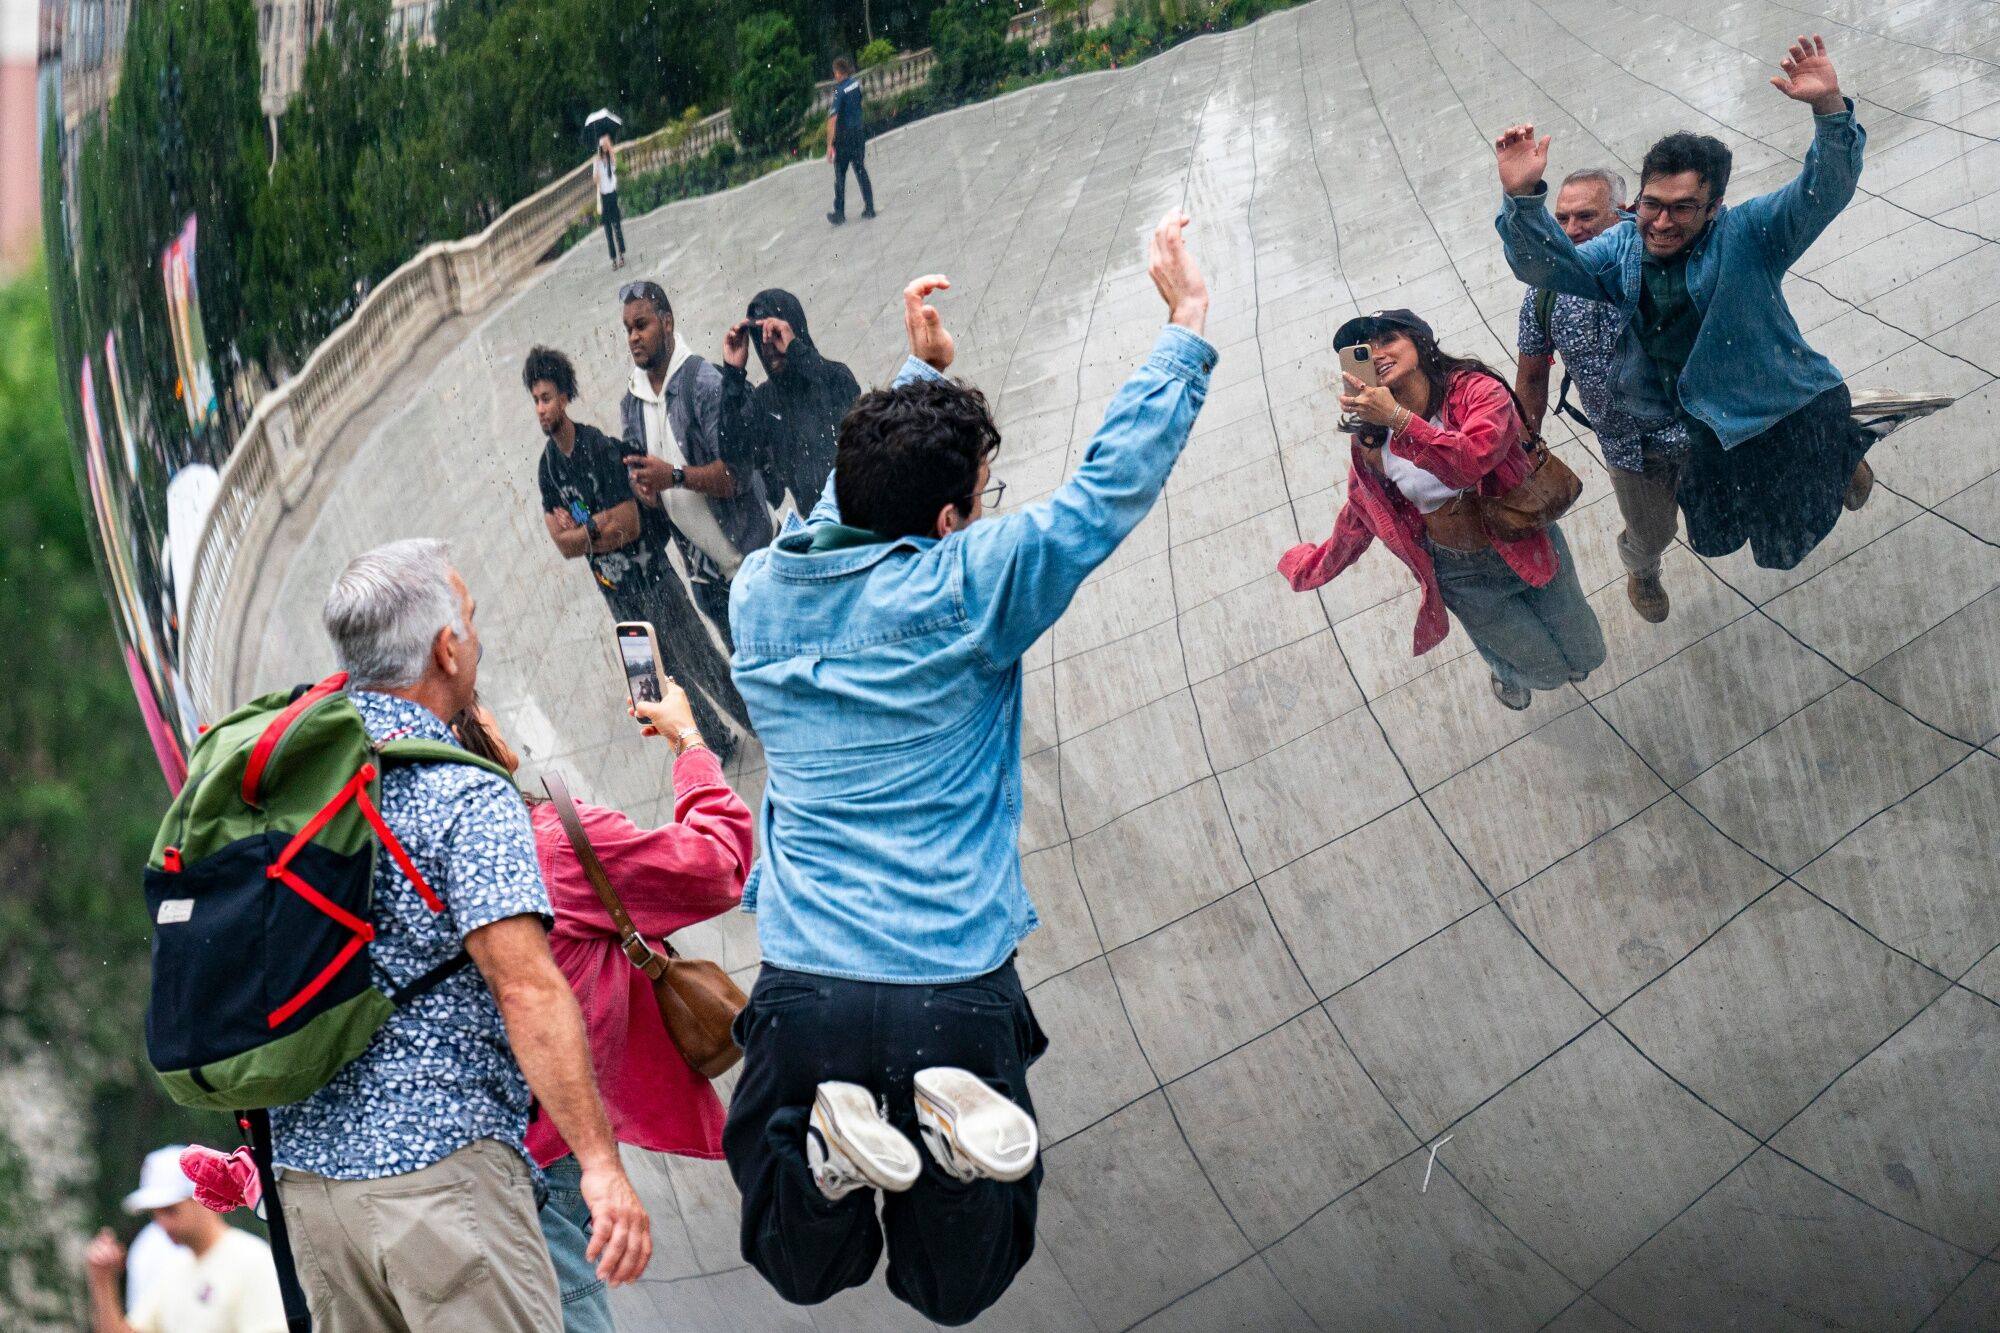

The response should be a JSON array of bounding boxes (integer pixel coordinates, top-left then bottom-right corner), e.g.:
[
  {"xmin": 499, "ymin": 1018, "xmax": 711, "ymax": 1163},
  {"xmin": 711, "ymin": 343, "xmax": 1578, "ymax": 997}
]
[
  {"xmin": 278, "ymin": 1139, "xmax": 560, "ymax": 1333},
  {"xmin": 1607, "ymin": 452, "xmax": 1686, "ymax": 579}
]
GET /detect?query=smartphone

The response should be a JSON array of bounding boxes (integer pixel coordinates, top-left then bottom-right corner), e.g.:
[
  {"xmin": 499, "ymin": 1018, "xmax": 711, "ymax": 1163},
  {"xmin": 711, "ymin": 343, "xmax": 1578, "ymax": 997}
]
[
  {"xmin": 1337, "ymin": 343, "xmax": 1378, "ymax": 431},
  {"xmin": 615, "ymin": 622, "xmax": 665, "ymax": 709}
]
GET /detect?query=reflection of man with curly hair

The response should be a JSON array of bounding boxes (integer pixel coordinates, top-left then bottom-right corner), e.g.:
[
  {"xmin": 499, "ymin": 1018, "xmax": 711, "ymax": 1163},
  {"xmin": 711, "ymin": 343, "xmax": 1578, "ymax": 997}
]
[{"xmin": 525, "ymin": 345, "xmax": 741, "ymax": 762}]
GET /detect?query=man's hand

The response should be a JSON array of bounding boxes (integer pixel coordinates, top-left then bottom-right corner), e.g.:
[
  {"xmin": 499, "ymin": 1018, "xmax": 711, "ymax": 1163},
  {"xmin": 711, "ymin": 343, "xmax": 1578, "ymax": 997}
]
[
  {"xmin": 550, "ymin": 509, "xmax": 579, "ymax": 533},
  {"xmin": 85, "ymin": 1228, "xmax": 125, "ymax": 1282},
  {"xmin": 722, "ymin": 320, "xmax": 755, "ymax": 370},
  {"xmin": 1147, "ymin": 210, "xmax": 1208, "ymax": 335},
  {"xmin": 578, "ymin": 1152, "xmax": 653, "ymax": 1285},
  {"xmin": 1494, "ymin": 124, "xmax": 1551, "ymax": 197},
  {"xmin": 903, "ymin": 275, "xmax": 955, "ymax": 371},
  {"xmin": 625, "ymin": 454, "xmax": 675, "ymax": 501},
  {"xmin": 759, "ymin": 318, "xmax": 796, "ymax": 355},
  {"xmin": 1771, "ymin": 34, "xmax": 1843, "ymax": 115}
]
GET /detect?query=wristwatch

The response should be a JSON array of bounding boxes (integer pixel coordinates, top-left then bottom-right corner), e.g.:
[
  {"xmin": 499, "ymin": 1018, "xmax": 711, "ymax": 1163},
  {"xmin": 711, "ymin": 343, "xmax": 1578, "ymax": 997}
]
[
  {"xmin": 670, "ymin": 465, "xmax": 686, "ymax": 489},
  {"xmin": 583, "ymin": 515, "xmax": 600, "ymax": 543},
  {"xmin": 670, "ymin": 725, "xmax": 705, "ymax": 755}
]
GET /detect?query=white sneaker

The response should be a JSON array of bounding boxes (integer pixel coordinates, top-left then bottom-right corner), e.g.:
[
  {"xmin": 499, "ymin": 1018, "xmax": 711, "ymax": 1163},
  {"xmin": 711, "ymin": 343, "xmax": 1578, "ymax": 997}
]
[
  {"xmin": 808, "ymin": 1082, "xmax": 921, "ymax": 1201},
  {"xmin": 913, "ymin": 1067, "xmax": 1039, "ymax": 1184}
]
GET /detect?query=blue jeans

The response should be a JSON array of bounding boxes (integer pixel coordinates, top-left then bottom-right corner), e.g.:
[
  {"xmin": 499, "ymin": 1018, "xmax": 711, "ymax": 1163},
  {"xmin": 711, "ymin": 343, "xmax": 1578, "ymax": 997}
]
[
  {"xmin": 538, "ymin": 1155, "xmax": 615, "ymax": 1333},
  {"xmin": 1431, "ymin": 524, "xmax": 1606, "ymax": 692}
]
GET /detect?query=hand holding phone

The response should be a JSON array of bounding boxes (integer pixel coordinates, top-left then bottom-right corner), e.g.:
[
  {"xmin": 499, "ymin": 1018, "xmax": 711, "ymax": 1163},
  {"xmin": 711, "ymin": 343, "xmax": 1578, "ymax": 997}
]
[
  {"xmin": 629, "ymin": 681, "xmax": 698, "ymax": 743},
  {"xmin": 615, "ymin": 622, "xmax": 665, "ymax": 707},
  {"xmin": 1336, "ymin": 344, "xmax": 1377, "ymax": 431}
]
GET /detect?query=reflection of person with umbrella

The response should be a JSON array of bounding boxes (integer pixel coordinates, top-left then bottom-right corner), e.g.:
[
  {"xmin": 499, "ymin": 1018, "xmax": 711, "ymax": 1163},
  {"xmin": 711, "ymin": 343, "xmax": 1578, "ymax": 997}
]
[{"xmin": 588, "ymin": 108, "xmax": 627, "ymax": 270}]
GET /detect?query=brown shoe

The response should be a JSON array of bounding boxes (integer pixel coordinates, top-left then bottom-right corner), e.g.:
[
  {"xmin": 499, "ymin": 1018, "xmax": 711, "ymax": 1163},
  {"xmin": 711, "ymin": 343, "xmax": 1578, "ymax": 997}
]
[
  {"xmin": 1626, "ymin": 572, "xmax": 1670, "ymax": 623},
  {"xmin": 1844, "ymin": 459, "xmax": 1875, "ymax": 511}
]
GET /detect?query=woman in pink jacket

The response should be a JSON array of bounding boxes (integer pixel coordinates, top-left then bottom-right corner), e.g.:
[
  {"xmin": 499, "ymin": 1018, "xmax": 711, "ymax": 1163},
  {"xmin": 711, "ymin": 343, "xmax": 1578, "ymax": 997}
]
[
  {"xmin": 453, "ymin": 683, "xmax": 752, "ymax": 1331},
  {"xmin": 1280, "ymin": 308, "xmax": 1604, "ymax": 710}
]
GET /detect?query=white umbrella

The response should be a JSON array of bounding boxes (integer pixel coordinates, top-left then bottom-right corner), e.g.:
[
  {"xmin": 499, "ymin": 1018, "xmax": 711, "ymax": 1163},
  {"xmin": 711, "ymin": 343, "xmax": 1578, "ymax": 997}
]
[{"xmin": 583, "ymin": 108, "xmax": 625, "ymax": 143}]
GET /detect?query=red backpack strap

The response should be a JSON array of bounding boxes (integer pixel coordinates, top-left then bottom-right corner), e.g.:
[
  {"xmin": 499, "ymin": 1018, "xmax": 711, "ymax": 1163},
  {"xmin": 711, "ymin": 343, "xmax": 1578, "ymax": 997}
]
[{"xmin": 243, "ymin": 672, "xmax": 350, "ymax": 807}]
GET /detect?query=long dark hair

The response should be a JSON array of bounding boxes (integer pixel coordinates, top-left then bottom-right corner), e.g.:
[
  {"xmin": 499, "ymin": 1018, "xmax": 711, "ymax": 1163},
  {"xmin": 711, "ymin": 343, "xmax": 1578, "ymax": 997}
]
[
  {"xmin": 451, "ymin": 697, "xmax": 545, "ymax": 807},
  {"xmin": 1360, "ymin": 329, "xmax": 1529, "ymax": 445}
]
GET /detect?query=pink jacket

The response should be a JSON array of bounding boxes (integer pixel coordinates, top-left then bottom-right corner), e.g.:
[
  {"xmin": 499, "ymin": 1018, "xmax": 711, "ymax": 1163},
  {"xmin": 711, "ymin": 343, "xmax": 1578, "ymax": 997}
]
[
  {"xmin": 1279, "ymin": 371, "xmax": 1558, "ymax": 657},
  {"xmin": 524, "ymin": 748, "xmax": 752, "ymax": 1166}
]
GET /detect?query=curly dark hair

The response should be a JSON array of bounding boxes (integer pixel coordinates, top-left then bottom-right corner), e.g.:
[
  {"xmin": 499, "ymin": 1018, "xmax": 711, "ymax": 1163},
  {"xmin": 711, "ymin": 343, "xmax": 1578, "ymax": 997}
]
[
  {"xmin": 835, "ymin": 378, "xmax": 1001, "ymax": 539},
  {"xmin": 522, "ymin": 345, "xmax": 579, "ymax": 401},
  {"xmin": 1640, "ymin": 131, "xmax": 1733, "ymax": 203}
]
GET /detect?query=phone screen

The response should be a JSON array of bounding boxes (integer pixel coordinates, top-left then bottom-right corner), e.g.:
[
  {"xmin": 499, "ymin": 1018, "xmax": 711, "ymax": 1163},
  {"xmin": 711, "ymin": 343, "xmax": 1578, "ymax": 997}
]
[{"xmin": 616, "ymin": 625, "xmax": 662, "ymax": 705}]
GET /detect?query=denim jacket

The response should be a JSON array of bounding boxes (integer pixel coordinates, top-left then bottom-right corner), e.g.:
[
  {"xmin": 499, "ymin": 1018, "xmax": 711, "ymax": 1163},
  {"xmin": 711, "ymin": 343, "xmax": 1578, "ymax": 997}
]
[
  {"xmin": 1495, "ymin": 101, "xmax": 1865, "ymax": 449},
  {"xmin": 728, "ymin": 326, "xmax": 1218, "ymax": 983}
]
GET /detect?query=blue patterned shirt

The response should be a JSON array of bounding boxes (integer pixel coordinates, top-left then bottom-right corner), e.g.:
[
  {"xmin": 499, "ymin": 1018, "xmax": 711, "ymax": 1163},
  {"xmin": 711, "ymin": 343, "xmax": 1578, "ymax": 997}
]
[
  {"xmin": 1518, "ymin": 287, "xmax": 1689, "ymax": 473},
  {"xmin": 272, "ymin": 692, "xmax": 550, "ymax": 1180}
]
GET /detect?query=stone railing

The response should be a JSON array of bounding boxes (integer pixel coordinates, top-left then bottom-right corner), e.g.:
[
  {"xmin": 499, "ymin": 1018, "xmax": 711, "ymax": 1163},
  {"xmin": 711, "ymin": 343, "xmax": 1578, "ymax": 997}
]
[{"xmin": 178, "ymin": 2, "xmax": 1097, "ymax": 714}]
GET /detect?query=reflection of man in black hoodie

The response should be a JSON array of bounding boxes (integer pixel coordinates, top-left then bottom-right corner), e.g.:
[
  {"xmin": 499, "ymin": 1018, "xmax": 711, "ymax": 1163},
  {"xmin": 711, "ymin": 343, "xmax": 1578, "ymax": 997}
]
[{"xmin": 718, "ymin": 289, "xmax": 862, "ymax": 515}]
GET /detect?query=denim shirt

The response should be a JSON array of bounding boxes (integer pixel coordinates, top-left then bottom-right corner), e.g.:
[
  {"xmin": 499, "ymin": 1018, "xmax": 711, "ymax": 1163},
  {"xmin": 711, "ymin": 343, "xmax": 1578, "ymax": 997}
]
[
  {"xmin": 1495, "ymin": 101, "xmax": 1865, "ymax": 449},
  {"xmin": 729, "ymin": 326, "xmax": 1218, "ymax": 983}
]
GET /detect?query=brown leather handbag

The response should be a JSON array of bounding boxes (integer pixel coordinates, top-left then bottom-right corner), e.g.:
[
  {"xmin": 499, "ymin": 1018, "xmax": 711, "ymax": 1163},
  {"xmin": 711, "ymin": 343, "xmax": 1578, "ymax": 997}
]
[
  {"xmin": 1478, "ymin": 435, "xmax": 1581, "ymax": 542},
  {"xmin": 542, "ymin": 772, "xmax": 746, "ymax": 1079}
]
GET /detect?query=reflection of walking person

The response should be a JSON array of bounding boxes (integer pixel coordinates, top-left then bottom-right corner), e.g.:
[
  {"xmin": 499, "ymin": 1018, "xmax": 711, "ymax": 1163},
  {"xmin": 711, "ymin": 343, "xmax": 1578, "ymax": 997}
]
[
  {"xmin": 722, "ymin": 214, "xmax": 1214, "ymax": 1325},
  {"xmin": 718, "ymin": 289, "xmax": 861, "ymax": 516},
  {"xmin": 825, "ymin": 57, "xmax": 875, "ymax": 225},
  {"xmin": 594, "ymin": 135, "xmax": 626, "ymax": 269}
]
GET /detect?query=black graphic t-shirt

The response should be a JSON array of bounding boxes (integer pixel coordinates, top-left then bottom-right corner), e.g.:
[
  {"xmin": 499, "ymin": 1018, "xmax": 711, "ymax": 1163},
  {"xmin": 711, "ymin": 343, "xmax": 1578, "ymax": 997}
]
[{"xmin": 536, "ymin": 420, "xmax": 660, "ymax": 601}]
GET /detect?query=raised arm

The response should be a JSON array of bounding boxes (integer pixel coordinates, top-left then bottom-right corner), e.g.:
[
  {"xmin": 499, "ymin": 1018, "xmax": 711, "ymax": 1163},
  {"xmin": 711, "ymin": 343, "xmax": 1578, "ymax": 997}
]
[
  {"xmin": 1735, "ymin": 35, "xmax": 1865, "ymax": 267},
  {"xmin": 957, "ymin": 214, "xmax": 1216, "ymax": 665},
  {"xmin": 1492, "ymin": 125, "xmax": 1628, "ymax": 302}
]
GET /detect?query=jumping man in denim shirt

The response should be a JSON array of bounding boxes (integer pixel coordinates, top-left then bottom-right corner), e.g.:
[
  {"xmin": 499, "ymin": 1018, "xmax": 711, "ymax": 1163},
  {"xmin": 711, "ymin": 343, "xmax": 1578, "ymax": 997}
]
[
  {"xmin": 722, "ymin": 212, "xmax": 1215, "ymax": 1325},
  {"xmin": 1494, "ymin": 35, "xmax": 1874, "ymax": 571}
]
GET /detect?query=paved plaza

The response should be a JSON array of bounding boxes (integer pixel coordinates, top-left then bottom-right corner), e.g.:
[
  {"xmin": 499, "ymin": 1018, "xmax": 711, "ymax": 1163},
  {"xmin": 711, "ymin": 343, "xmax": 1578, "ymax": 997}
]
[{"xmin": 237, "ymin": 0, "xmax": 2000, "ymax": 1326}]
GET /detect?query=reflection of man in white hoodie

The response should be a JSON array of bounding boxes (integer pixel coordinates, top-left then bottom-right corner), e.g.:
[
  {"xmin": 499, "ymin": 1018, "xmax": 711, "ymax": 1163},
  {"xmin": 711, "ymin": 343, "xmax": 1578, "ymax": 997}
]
[{"xmin": 618, "ymin": 281, "xmax": 774, "ymax": 650}]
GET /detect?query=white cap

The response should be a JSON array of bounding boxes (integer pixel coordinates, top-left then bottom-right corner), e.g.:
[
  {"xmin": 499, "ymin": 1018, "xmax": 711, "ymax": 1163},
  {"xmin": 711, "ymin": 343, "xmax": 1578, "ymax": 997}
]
[{"xmin": 122, "ymin": 1146, "xmax": 196, "ymax": 1213}]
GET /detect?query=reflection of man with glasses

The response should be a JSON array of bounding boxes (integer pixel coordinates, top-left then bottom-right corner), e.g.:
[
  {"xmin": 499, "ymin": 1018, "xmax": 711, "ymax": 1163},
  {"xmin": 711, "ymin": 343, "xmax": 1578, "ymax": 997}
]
[
  {"xmin": 1495, "ymin": 34, "xmax": 1875, "ymax": 574},
  {"xmin": 718, "ymin": 213, "xmax": 1212, "ymax": 1328}
]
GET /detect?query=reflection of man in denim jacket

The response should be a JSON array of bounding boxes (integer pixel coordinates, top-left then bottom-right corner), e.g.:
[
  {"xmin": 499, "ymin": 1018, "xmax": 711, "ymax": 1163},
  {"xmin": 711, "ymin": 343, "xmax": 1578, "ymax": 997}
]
[
  {"xmin": 1493, "ymin": 35, "xmax": 1876, "ymax": 568},
  {"xmin": 718, "ymin": 215, "xmax": 1214, "ymax": 1327}
]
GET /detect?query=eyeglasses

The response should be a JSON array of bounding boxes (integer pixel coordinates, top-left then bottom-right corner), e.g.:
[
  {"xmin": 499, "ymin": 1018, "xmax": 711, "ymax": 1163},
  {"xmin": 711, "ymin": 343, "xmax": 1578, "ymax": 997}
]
[
  {"xmin": 618, "ymin": 281, "xmax": 667, "ymax": 304},
  {"xmin": 968, "ymin": 479, "xmax": 1007, "ymax": 510},
  {"xmin": 1633, "ymin": 197, "xmax": 1710, "ymax": 222}
]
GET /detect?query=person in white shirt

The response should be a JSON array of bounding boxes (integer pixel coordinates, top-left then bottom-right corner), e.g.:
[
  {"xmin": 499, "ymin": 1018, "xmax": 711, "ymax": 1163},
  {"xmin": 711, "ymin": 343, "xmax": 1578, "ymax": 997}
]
[
  {"xmin": 122, "ymin": 1220, "xmax": 183, "ymax": 1317},
  {"xmin": 85, "ymin": 1147, "xmax": 286, "ymax": 1333},
  {"xmin": 594, "ymin": 134, "xmax": 626, "ymax": 270},
  {"xmin": 616, "ymin": 281, "xmax": 770, "ymax": 750}
]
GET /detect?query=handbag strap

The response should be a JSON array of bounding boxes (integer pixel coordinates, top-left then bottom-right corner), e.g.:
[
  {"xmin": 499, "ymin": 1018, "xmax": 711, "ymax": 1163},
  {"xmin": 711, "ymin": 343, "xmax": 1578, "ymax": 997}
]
[{"xmin": 542, "ymin": 773, "xmax": 669, "ymax": 981}]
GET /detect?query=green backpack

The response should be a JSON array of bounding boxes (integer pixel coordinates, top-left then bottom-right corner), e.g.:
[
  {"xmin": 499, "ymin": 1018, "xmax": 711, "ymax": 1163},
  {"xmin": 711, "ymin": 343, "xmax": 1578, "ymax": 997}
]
[{"xmin": 144, "ymin": 672, "xmax": 513, "ymax": 1112}]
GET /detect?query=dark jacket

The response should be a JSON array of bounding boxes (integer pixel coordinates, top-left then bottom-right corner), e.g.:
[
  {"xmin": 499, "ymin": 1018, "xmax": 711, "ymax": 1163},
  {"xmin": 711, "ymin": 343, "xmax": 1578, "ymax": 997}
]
[{"xmin": 718, "ymin": 289, "xmax": 861, "ymax": 512}]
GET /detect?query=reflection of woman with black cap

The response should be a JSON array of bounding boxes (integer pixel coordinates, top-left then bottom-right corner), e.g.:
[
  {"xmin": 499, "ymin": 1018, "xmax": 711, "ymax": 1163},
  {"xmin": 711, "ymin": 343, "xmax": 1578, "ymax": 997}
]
[
  {"xmin": 717, "ymin": 290, "xmax": 863, "ymax": 515},
  {"xmin": 1279, "ymin": 309, "xmax": 1605, "ymax": 710}
]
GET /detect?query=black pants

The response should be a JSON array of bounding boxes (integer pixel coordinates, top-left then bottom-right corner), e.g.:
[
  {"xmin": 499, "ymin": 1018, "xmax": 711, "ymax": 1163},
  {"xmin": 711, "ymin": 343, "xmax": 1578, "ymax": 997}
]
[
  {"xmin": 609, "ymin": 573, "xmax": 748, "ymax": 756},
  {"xmin": 724, "ymin": 961, "xmax": 1047, "ymax": 1326},
  {"xmin": 600, "ymin": 191, "xmax": 625, "ymax": 261},
  {"xmin": 1677, "ymin": 383, "xmax": 1872, "ymax": 571},
  {"xmin": 832, "ymin": 146, "xmax": 873, "ymax": 219},
  {"xmin": 689, "ymin": 577, "xmax": 737, "ymax": 655}
]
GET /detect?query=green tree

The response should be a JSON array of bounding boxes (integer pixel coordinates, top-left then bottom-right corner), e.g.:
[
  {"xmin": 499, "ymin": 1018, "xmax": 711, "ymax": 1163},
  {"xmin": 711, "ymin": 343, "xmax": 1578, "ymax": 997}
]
[
  {"xmin": 0, "ymin": 259, "xmax": 225, "ymax": 1322},
  {"xmin": 928, "ymin": 0, "xmax": 1020, "ymax": 100},
  {"xmin": 731, "ymin": 12, "xmax": 814, "ymax": 157}
]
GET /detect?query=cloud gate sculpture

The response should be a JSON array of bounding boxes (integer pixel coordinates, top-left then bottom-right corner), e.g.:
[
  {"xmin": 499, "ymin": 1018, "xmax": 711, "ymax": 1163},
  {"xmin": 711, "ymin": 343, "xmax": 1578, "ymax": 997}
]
[{"xmin": 38, "ymin": 0, "xmax": 2000, "ymax": 1328}]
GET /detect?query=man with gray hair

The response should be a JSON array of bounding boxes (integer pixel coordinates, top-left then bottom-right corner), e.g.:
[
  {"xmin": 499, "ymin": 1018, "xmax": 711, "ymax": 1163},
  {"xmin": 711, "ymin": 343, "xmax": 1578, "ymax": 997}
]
[
  {"xmin": 1515, "ymin": 166, "xmax": 1691, "ymax": 624},
  {"xmin": 271, "ymin": 538, "xmax": 651, "ymax": 1332}
]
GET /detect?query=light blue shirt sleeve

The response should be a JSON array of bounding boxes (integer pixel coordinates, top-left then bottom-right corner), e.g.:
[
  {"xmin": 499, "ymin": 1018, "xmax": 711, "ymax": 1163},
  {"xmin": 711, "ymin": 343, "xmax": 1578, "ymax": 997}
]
[
  {"xmin": 955, "ymin": 326, "xmax": 1217, "ymax": 667},
  {"xmin": 1496, "ymin": 184, "xmax": 1630, "ymax": 303},
  {"xmin": 1731, "ymin": 99, "xmax": 1866, "ymax": 269}
]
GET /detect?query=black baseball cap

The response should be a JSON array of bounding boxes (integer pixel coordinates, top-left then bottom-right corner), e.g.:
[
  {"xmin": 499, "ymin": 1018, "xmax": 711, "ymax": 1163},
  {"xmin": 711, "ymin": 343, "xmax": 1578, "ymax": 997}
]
[{"xmin": 1332, "ymin": 308, "xmax": 1433, "ymax": 352}]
